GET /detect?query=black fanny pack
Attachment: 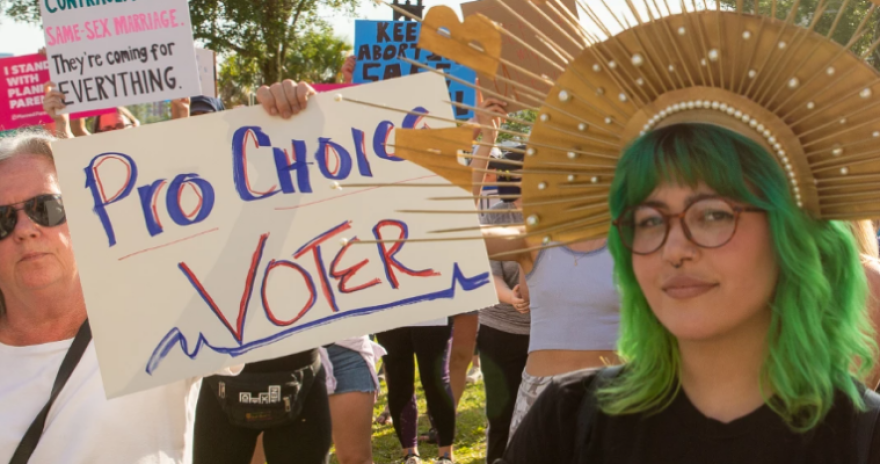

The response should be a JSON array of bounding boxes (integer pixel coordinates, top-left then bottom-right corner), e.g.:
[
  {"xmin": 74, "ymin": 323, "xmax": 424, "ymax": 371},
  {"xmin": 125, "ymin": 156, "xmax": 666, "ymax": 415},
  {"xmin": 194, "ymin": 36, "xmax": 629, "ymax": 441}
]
[{"xmin": 203, "ymin": 357, "xmax": 321, "ymax": 429}]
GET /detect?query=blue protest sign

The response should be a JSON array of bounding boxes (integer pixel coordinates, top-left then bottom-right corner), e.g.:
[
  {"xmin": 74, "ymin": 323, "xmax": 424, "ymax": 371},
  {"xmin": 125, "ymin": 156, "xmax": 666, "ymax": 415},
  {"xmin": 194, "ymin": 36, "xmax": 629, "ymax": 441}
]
[{"xmin": 353, "ymin": 20, "xmax": 475, "ymax": 120}]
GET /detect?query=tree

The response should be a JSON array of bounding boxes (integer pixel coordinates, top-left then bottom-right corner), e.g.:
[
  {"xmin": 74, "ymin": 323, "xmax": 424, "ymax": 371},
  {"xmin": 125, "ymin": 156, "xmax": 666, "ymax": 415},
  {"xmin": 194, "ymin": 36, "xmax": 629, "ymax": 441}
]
[
  {"xmin": 718, "ymin": 0, "xmax": 880, "ymax": 69},
  {"xmin": 2, "ymin": 0, "xmax": 356, "ymax": 85},
  {"xmin": 217, "ymin": 26, "xmax": 351, "ymax": 107}
]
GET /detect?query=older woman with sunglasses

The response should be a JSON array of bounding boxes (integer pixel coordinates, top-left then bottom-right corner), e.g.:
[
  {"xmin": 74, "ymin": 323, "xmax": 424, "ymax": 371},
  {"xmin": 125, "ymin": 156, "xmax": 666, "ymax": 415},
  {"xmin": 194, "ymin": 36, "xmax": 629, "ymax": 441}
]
[
  {"xmin": 0, "ymin": 133, "xmax": 213, "ymax": 464},
  {"xmin": 0, "ymin": 79, "xmax": 318, "ymax": 464},
  {"xmin": 500, "ymin": 123, "xmax": 880, "ymax": 464}
]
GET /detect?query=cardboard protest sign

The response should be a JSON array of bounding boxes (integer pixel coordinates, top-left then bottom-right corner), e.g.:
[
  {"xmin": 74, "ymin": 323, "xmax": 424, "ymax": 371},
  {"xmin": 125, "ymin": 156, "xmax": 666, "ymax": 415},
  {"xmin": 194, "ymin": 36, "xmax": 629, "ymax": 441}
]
[
  {"xmin": 52, "ymin": 73, "xmax": 496, "ymax": 398},
  {"xmin": 312, "ymin": 83, "xmax": 357, "ymax": 93},
  {"xmin": 194, "ymin": 48, "xmax": 217, "ymax": 98},
  {"xmin": 460, "ymin": 0, "xmax": 579, "ymax": 113},
  {"xmin": 353, "ymin": 20, "xmax": 475, "ymax": 120},
  {"xmin": 0, "ymin": 54, "xmax": 114, "ymax": 131},
  {"xmin": 39, "ymin": 0, "xmax": 200, "ymax": 113}
]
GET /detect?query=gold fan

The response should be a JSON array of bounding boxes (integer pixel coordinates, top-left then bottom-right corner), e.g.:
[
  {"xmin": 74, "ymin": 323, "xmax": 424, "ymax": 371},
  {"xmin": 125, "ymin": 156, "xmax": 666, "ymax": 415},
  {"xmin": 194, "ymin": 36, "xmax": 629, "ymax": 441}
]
[{"xmin": 363, "ymin": 0, "xmax": 880, "ymax": 251}]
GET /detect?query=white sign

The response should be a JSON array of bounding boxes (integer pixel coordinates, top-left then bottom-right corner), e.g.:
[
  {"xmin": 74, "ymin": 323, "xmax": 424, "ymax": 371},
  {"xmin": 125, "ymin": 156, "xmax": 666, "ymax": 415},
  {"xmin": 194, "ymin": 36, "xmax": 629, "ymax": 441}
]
[
  {"xmin": 40, "ymin": 0, "xmax": 201, "ymax": 112},
  {"xmin": 52, "ymin": 73, "xmax": 496, "ymax": 398},
  {"xmin": 195, "ymin": 48, "xmax": 216, "ymax": 97}
]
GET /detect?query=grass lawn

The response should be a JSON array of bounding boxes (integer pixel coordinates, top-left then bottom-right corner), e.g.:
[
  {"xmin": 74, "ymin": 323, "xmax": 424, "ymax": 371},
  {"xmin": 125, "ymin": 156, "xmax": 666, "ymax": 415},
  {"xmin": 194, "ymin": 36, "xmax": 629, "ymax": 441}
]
[{"xmin": 329, "ymin": 375, "xmax": 488, "ymax": 464}]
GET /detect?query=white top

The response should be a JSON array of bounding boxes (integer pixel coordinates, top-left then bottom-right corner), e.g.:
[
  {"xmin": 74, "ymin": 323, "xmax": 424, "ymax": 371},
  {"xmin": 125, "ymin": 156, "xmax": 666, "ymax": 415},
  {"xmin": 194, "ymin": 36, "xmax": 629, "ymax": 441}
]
[{"xmin": 0, "ymin": 339, "xmax": 201, "ymax": 464}]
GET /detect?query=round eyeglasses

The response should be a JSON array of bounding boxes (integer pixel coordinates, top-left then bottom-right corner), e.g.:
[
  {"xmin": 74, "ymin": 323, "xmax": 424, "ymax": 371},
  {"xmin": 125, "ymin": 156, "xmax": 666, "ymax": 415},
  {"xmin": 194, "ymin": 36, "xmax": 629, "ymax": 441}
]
[{"xmin": 613, "ymin": 197, "xmax": 765, "ymax": 255}]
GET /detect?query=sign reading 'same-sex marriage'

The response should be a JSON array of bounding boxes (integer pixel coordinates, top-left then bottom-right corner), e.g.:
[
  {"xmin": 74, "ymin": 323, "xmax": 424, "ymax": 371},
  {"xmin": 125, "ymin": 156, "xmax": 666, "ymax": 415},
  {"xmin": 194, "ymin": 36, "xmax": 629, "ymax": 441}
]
[
  {"xmin": 39, "ymin": 0, "xmax": 201, "ymax": 112},
  {"xmin": 52, "ymin": 73, "xmax": 496, "ymax": 398}
]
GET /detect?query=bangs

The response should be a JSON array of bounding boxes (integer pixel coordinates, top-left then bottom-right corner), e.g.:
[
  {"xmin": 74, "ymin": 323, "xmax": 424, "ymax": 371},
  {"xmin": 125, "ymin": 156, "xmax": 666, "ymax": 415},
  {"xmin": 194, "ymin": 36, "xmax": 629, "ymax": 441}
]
[{"xmin": 610, "ymin": 123, "xmax": 786, "ymax": 217}]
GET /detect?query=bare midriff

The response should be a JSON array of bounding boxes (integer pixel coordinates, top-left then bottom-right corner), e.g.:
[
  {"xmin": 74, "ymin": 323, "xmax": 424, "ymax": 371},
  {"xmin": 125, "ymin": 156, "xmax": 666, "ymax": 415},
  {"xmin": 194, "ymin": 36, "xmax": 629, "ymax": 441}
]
[{"xmin": 524, "ymin": 349, "xmax": 620, "ymax": 377}]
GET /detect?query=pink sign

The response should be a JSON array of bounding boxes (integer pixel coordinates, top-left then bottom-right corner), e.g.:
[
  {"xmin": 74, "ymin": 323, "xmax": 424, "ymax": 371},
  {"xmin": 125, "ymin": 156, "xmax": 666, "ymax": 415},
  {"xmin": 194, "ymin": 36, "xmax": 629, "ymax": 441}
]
[{"xmin": 0, "ymin": 54, "xmax": 113, "ymax": 131}]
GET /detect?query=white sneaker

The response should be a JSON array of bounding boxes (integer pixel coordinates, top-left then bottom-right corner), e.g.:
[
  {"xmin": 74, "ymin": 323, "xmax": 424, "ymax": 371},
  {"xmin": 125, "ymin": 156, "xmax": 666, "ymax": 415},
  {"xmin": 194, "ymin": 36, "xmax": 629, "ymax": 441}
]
[
  {"xmin": 404, "ymin": 454, "xmax": 422, "ymax": 464},
  {"xmin": 466, "ymin": 366, "xmax": 483, "ymax": 384}
]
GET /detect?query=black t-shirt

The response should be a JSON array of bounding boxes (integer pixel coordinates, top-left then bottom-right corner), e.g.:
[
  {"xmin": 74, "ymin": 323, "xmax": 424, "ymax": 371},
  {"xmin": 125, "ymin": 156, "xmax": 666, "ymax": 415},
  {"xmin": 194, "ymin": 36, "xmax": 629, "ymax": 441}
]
[{"xmin": 503, "ymin": 371, "xmax": 880, "ymax": 464}]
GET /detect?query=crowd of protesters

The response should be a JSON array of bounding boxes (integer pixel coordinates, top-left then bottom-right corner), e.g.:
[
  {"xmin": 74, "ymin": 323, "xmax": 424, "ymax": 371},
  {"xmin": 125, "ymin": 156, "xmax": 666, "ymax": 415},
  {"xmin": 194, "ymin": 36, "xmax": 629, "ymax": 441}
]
[{"xmin": 3, "ymin": 50, "xmax": 880, "ymax": 464}]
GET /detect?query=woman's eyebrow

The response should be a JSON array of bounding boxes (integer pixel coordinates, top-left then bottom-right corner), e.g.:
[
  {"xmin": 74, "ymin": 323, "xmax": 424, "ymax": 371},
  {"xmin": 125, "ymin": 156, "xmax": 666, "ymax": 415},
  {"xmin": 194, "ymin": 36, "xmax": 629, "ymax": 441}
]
[
  {"xmin": 641, "ymin": 192, "xmax": 719, "ymax": 209},
  {"xmin": 685, "ymin": 192, "xmax": 721, "ymax": 206}
]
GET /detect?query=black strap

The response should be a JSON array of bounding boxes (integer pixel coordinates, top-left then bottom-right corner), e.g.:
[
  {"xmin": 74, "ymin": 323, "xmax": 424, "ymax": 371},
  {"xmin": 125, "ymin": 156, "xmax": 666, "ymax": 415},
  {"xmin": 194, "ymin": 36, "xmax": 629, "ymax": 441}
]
[
  {"xmin": 857, "ymin": 388, "xmax": 880, "ymax": 464},
  {"xmin": 9, "ymin": 320, "xmax": 91, "ymax": 464},
  {"xmin": 573, "ymin": 365, "xmax": 623, "ymax": 464}
]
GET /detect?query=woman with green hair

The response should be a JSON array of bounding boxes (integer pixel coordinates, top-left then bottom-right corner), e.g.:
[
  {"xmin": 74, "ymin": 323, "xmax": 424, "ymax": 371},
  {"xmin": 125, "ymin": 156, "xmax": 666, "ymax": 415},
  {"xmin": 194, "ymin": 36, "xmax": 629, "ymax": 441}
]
[{"xmin": 499, "ymin": 123, "xmax": 880, "ymax": 463}]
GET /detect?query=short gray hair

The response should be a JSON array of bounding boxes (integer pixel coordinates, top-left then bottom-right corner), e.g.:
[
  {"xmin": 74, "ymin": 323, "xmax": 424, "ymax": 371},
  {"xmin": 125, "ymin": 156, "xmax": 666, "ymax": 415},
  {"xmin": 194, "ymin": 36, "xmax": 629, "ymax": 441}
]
[
  {"xmin": 0, "ymin": 130, "xmax": 57, "ymax": 316},
  {"xmin": 0, "ymin": 130, "xmax": 56, "ymax": 165}
]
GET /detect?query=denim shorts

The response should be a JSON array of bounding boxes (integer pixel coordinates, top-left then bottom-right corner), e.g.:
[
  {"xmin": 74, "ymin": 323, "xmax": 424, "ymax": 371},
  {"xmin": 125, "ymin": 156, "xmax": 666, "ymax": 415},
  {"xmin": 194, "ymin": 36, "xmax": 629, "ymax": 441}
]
[{"xmin": 326, "ymin": 344, "xmax": 376, "ymax": 395}]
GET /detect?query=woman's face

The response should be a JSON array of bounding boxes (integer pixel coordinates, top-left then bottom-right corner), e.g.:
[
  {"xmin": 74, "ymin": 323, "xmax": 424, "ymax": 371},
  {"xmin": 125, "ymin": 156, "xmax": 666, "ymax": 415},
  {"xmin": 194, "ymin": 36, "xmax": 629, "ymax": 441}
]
[
  {"xmin": 0, "ymin": 155, "xmax": 77, "ymax": 300},
  {"xmin": 631, "ymin": 182, "xmax": 778, "ymax": 342}
]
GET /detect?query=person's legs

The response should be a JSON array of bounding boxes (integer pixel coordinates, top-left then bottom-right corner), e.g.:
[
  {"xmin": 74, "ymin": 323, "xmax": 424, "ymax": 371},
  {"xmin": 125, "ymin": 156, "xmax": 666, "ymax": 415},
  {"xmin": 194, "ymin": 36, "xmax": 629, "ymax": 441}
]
[
  {"xmin": 249, "ymin": 435, "xmax": 265, "ymax": 464},
  {"xmin": 193, "ymin": 379, "xmax": 261, "ymax": 464},
  {"xmin": 376, "ymin": 328, "xmax": 420, "ymax": 456},
  {"xmin": 329, "ymin": 392, "xmax": 374, "ymax": 464},
  {"xmin": 477, "ymin": 325, "xmax": 530, "ymax": 463},
  {"xmin": 326, "ymin": 344, "xmax": 378, "ymax": 464},
  {"xmin": 262, "ymin": 367, "xmax": 332, "ymax": 464},
  {"xmin": 412, "ymin": 324, "xmax": 455, "ymax": 459},
  {"xmin": 448, "ymin": 313, "xmax": 479, "ymax": 407}
]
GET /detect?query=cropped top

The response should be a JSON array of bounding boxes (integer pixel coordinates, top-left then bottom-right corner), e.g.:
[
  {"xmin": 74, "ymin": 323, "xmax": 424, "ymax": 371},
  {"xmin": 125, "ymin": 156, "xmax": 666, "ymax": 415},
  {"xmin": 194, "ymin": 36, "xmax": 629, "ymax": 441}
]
[{"xmin": 526, "ymin": 244, "xmax": 620, "ymax": 353}]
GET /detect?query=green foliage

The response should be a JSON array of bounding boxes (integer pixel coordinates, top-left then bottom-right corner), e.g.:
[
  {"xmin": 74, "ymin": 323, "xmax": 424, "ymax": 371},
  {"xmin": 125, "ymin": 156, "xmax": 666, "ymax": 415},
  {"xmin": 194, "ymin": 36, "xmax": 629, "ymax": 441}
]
[
  {"xmin": 218, "ymin": 26, "xmax": 351, "ymax": 108},
  {"xmin": 189, "ymin": 0, "xmax": 356, "ymax": 85},
  {"xmin": 498, "ymin": 109, "xmax": 537, "ymax": 143},
  {"xmin": 719, "ymin": 0, "xmax": 880, "ymax": 69}
]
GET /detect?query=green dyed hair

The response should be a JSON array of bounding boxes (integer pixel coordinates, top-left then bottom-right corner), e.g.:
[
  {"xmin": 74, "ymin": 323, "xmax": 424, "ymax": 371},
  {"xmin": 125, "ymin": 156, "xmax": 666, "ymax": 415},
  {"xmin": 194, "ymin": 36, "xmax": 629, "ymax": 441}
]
[{"xmin": 599, "ymin": 123, "xmax": 877, "ymax": 431}]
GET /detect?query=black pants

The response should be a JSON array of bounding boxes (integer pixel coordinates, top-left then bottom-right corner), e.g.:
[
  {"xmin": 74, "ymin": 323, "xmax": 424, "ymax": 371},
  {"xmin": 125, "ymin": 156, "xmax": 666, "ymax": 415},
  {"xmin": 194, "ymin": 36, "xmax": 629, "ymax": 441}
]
[
  {"xmin": 376, "ymin": 324, "xmax": 455, "ymax": 448},
  {"xmin": 192, "ymin": 365, "xmax": 332, "ymax": 464},
  {"xmin": 478, "ymin": 324, "xmax": 530, "ymax": 463}
]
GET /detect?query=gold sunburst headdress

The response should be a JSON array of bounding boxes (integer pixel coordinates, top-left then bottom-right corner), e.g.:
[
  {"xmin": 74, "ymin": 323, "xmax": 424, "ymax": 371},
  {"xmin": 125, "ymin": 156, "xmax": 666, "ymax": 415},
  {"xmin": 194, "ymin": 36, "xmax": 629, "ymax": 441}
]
[{"xmin": 348, "ymin": 0, "xmax": 880, "ymax": 253}]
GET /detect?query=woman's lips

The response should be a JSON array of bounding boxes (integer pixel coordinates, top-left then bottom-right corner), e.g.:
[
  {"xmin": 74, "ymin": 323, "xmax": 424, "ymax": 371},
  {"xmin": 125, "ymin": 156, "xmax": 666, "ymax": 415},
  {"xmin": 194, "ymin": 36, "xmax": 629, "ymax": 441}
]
[
  {"xmin": 19, "ymin": 252, "xmax": 48, "ymax": 262},
  {"xmin": 662, "ymin": 276, "xmax": 719, "ymax": 300}
]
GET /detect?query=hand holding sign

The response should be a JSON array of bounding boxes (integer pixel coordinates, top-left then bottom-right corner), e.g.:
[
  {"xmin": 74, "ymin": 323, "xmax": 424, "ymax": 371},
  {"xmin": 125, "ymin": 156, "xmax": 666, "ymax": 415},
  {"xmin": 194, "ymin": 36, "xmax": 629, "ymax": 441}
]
[
  {"xmin": 474, "ymin": 85, "xmax": 507, "ymax": 143},
  {"xmin": 257, "ymin": 80, "xmax": 316, "ymax": 118}
]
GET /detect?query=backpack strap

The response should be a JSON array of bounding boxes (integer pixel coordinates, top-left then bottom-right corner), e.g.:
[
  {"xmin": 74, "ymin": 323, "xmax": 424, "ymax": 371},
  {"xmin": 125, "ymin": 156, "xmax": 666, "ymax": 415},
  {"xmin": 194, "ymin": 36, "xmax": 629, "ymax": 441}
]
[
  {"xmin": 573, "ymin": 365, "xmax": 624, "ymax": 464},
  {"xmin": 857, "ymin": 387, "xmax": 880, "ymax": 464},
  {"xmin": 8, "ymin": 320, "xmax": 91, "ymax": 464}
]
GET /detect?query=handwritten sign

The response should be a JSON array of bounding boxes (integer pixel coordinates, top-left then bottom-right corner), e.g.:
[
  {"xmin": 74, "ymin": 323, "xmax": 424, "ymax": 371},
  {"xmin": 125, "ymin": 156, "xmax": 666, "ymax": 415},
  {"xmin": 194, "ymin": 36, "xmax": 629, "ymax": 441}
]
[
  {"xmin": 39, "ymin": 0, "xmax": 200, "ymax": 113},
  {"xmin": 460, "ymin": 0, "xmax": 579, "ymax": 113},
  {"xmin": 52, "ymin": 73, "xmax": 496, "ymax": 398},
  {"xmin": 353, "ymin": 20, "xmax": 475, "ymax": 120},
  {"xmin": 0, "ymin": 54, "xmax": 113, "ymax": 131}
]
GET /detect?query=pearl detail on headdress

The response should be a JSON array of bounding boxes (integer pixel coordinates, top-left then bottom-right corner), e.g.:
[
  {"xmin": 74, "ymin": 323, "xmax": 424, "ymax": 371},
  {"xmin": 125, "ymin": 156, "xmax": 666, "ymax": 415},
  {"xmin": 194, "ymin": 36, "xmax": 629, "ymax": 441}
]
[
  {"xmin": 558, "ymin": 90, "xmax": 571, "ymax": 102},
  {"xmin": 640, "ymin": 100, "xmax": 801, "ymax": 206},
  {"xmin": 537, "ymin": 182, "xmax": 547, "ymax": 190},
  {"xmin": 632, "ymin": 54, "xmax": 644, "ymax": 67},
  {"xmin": 527, "ymin": 215, "xmax": 540, "ymax": 225}
]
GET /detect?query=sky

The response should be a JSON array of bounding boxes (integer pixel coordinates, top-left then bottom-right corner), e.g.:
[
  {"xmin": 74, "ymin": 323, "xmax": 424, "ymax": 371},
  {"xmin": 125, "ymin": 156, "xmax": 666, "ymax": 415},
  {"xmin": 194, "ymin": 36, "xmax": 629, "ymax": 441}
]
[{"xmin": 0, "ymin": 0, "xmax": 471, "ymax": 56}]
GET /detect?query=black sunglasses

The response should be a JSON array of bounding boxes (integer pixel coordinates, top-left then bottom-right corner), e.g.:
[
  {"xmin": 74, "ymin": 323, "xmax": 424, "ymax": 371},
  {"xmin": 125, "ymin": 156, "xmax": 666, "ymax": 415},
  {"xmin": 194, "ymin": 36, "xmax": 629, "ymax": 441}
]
[{"xmin": 0, "ymin": 194, "xmax": 67, "ymax": 240}]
